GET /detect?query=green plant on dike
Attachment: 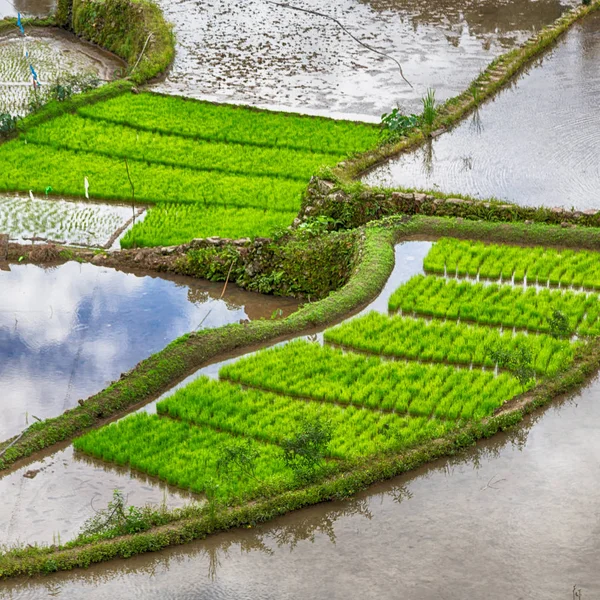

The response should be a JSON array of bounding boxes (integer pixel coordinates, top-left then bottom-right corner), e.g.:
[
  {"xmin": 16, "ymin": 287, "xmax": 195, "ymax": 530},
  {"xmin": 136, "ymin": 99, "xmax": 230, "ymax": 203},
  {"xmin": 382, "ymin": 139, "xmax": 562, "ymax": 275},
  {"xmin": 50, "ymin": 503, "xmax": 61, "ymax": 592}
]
[
  {"xmin": 421, "ymin": 88, "xmax": 437, "ymax": 132},
  {"xmin": 379, "ymin": 108, "xmax": 419, "ymax": 141},
  {"xmin": 0, "ymin": 113, "xmax": 18, "ymax": 135},
  {"xmin": 77, "ymin": 489, "xmax": 151, "ymax": 540},
  {"xmin": 282, "ymin": 417, "xmax": 333, "ymax": 484},
  {"xmin": 217, "ymin": 439, "xmax": 262, "ymax": 483}
]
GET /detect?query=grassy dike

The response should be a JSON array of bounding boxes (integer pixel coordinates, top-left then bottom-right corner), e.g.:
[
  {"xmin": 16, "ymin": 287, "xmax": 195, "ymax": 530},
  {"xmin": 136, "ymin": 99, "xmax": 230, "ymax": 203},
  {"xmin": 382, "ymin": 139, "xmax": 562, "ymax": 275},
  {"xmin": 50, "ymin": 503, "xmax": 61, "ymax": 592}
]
[
  {"xmin": 335, "ymin": 0, "xmax": 600, "ymax": 182},
  {"xmin": 3, "ymin": 217, "xmax": 600, "ymax": 578},
  {"xmin": 0, "ymin": 227, "xmax": 395, "ymax": 471}
]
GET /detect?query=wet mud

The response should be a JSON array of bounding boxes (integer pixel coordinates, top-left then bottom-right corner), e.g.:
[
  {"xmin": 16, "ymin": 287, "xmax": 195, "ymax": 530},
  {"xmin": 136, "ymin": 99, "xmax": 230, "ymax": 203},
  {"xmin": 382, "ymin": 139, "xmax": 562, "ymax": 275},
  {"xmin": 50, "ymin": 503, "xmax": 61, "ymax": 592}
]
[{"xmin": 150, "ymin": 0, "xmax": 575, "ymax": 120}]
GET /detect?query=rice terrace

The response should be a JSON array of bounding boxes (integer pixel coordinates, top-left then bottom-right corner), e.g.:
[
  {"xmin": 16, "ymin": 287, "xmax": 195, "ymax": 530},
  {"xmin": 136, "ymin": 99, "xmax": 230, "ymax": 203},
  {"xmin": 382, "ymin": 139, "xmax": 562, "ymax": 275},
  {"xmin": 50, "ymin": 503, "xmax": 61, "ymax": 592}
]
[{"xmin": 0, "ymin": 0, "xmax": 599, "ymax": 597}]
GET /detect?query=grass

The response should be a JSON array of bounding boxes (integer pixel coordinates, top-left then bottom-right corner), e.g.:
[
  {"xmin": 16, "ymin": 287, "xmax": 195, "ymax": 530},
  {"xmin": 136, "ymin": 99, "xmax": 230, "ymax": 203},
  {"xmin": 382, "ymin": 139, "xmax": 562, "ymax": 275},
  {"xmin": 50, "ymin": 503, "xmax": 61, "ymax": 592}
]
[
  {"xmin": 120, "ymin": 205, "xmax": 297, "ymax": 247},
  {"xmin": 219, "ymin": 340, "xmax": 526, "ymax": 420},
  {"xmin": 0, "ymin": 92, "xmax": 378, "ymax": 246},
  {"xmin": 425, "ymin": 237, "xmax": 600, "ymax": 289},
  {"xmin": 389, "ymin": 274, "xmax": 600, "ymax": 336},
  {"xmin": 324, "ymin": 312, "xmax": 579, "ymax": 376}
]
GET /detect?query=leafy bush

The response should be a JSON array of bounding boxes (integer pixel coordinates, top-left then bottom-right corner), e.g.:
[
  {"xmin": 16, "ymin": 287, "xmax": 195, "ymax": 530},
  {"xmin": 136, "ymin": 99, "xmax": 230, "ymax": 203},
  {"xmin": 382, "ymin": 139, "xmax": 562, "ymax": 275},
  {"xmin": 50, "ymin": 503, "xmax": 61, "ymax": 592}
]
[{"xmin": 380, "ymin": 108, "xmax": 419, "ymax": 140}]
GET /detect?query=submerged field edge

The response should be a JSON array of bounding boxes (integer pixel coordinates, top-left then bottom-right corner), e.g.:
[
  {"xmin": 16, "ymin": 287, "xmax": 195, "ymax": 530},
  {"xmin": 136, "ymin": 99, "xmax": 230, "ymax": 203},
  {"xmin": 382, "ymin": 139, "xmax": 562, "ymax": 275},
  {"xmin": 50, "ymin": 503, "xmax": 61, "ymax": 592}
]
[
  {"xmin": 1, "ymin": 320, "xmax": 598, "ymax": 579},
  {"xmin": 335, "ymin": 0, "xmax": 600, "ymax": 181},
  {"xmin": 0, "ymin": 227, "xmax": 395, "ymax": 472}
]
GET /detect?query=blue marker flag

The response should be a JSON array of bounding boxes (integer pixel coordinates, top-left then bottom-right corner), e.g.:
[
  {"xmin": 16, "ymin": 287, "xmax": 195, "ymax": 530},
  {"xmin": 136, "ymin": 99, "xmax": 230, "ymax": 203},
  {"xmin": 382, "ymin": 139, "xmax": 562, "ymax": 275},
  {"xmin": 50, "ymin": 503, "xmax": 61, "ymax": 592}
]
[
  {"xmin": 17, "ymin": 13, "xmax": 25, "ymax": 35},
  {"xmin": 30, "ymin": 64, "xmax": 40, "ymax": 86}
]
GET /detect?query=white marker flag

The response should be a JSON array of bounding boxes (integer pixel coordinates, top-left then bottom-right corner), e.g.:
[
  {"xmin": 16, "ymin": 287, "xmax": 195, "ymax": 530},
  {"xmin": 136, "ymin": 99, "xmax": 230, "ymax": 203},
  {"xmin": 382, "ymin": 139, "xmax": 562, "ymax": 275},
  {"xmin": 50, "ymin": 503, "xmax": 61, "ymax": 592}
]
[{"xmin": 84, "ymin": 176, "xmax": 89, "ymax": 199}]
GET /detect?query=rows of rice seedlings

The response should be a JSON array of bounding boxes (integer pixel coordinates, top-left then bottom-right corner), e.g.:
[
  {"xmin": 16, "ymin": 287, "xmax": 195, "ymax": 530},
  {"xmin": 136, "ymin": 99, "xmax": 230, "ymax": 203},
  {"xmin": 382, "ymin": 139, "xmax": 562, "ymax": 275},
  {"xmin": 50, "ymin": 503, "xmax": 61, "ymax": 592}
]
[
  {"xmin": 120, "ymin": 204, "xmax": 296, "ymax": 248},
  {"xmin": 156, "ymin": 377, "xmax": 457, "ymax": 460},
  {"xmin": 24, "ymin": 115, "xmax": 346, "ymax": 182},
  {"xmin": 425, "ymin": 238, "xmax": 600, "ymax": 288},
  {"xmin": 324, "ymin": 312, "xmax": 579, "ymax": 376},
  {"xmin": 389, "ymin": 275, "xmax": 600, "ymax": 336},
  {"xmin": 78, "ymin": 92, "xmax": 379, "ymax": 155},
  {"xmin": 219, "ymin": 340, "xmax": 526, "ymax": 421},
  {"xmin": 0, "ymin": 142, "xmax": 305, "ymax": 211},
  {"xmin": 0, "ymin": 194, "xmax": 131, "ymax": 246},
  {"xmin": 73, "ymin": 413, "xmax": 300, "ymax": 503}
]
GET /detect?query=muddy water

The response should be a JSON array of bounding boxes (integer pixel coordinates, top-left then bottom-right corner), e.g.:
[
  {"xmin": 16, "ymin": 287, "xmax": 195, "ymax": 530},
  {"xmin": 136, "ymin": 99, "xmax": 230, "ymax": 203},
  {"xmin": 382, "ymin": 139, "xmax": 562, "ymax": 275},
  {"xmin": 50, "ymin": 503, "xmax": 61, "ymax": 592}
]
[
  {"xmin": 0, "ymin": 0, "xmax": 55, "ymax": 18},
  {"xmin": 364, "ymin": 12, "xmax": 600, "ymax": 209},
  {"xmin": 151, "ymin": 0, "xmax": 574, "ymax": 121},
  {"xmin": 4, "ymin": 367, "xmax": 600, "ymax": 597},
  {"xmin": 0, "ymin": 28, "xmax": 125, "ymax": 115},
  {"xmin": 0, "ymin": 446, "xmax": 195, "ymax": 547},
  {"xmin": 0, "ymin": 261, "xmax": 297, "ymax": 440}
]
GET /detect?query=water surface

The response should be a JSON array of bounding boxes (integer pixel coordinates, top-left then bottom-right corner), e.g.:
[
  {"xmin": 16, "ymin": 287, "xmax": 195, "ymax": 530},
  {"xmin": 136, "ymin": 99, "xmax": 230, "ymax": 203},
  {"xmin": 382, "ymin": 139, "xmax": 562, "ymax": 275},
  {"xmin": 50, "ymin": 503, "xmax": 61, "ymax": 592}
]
[
  {"xmin": 364, "ymin": 12, "xmax": 600, "ymax": 209},
  {"xmin": 151, "ymin": 0, "xmax": 574, "ymax": 120},
  {"xmin": 0, "ymin": 261, "xmax": 297, "ymax": 440}
]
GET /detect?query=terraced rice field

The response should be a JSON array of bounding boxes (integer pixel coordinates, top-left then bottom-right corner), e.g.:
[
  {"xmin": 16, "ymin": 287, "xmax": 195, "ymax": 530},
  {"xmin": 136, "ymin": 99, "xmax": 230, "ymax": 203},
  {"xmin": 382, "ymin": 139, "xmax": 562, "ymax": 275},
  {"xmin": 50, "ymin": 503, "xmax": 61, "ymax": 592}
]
[
  {"xmin": 0, "ymin": 91, "xmax": 379, "ymax": 246},
  {"xmin": 73, "ymin": 238, "xmax": 589, "ymax": 505}
]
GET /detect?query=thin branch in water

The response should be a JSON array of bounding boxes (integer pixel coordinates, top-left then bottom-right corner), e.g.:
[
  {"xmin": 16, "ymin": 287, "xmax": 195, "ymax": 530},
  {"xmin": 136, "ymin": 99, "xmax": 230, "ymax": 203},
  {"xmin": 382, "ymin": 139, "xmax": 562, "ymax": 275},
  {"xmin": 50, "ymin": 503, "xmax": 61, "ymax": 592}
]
[
  {"xmin": 220, "ymin": 261, "xmax": 235, "ymax": 299},
  {"xmin": 266, "ymin": 1, "xmax": 412, "ymax": 88},
  {"xmin": 124, "ymin": 158, "xmax": 136, "ymax": 225}
]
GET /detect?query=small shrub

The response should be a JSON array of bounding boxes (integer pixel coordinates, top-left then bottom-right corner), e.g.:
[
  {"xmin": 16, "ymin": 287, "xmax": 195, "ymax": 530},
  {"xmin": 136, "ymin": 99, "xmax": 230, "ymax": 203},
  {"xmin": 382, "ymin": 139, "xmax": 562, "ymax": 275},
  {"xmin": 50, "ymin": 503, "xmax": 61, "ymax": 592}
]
[
  {"xmin": 0, "ymin": 113, "xmax": 18, "ymax": 134},
  {"xmin": 549, "ymin": 309, "xmax": 572, "ymax": 339},
  {"xmin": 421, "ymin": 88, "xmax": 437, "ymax": 131}
]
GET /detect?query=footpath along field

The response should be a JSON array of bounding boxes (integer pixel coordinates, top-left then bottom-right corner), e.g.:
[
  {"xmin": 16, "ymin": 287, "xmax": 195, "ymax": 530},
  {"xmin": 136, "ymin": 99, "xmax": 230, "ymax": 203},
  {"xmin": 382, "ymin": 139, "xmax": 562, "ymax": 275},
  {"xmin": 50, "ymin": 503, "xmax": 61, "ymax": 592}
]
[
  {"xmin": 0, "ymin": 92, "xmax": 379, "ymax": 246},
  {"xmin": 73, "ymin": 238, "xmax": 594, "ymax": 507}
]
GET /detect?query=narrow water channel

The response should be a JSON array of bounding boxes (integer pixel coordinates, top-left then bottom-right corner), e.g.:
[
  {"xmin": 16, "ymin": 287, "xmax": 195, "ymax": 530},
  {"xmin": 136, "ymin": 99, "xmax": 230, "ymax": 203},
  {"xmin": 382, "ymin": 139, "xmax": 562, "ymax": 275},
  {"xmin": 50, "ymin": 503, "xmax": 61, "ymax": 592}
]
[
  {"xmin": 364, "ymin": 11, "xmax": 600, "ymax": 209},
  {"xmin": 151, "ymin": 0, "xmax": 575, "ymax": 120}
]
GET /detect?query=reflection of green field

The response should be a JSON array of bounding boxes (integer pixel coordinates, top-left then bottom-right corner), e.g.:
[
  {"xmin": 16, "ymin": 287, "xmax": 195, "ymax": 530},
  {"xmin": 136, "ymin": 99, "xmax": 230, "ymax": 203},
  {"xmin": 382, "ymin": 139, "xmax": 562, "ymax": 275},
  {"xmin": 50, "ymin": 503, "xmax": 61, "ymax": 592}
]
[
  {"xmin": 0, "ymin": 195, "xmax": 131, "ymax": 246},
  {"xmin": 0, "ymin": 92, "xmax": 379, "ymax": 245}
]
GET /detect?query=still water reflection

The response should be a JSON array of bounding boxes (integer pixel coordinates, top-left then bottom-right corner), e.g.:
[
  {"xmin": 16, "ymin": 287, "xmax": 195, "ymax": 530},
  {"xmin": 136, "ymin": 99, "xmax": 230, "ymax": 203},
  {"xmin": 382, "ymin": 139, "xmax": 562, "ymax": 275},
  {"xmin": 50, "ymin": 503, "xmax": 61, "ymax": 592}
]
[
  {"xmin": 364, "ymin": 12, "xmax": 600, "ymax": 210},
  {"xmin": 0, "ymin": 261, "xmax": 297, "ymax": 440}
]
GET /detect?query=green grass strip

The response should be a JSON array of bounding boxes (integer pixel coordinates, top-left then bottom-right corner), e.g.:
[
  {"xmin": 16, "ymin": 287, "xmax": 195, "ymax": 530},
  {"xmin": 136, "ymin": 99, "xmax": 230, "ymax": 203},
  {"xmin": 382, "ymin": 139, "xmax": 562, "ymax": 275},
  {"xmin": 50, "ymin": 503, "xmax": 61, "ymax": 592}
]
[
  {"xmin": 156, "ymin": 377, "xmax": 454, "ymax": 459},
  {"xmin": 425, "ymin": 237, "xmax": 600, "ymax": 289},
  {"xmin": 121, "ymin": 205, "xmax": 297, "ymax": 248},
  {"xmin": 23, "ymin": 114, "xmax": 345, "ymax": 182},
  {"xmin": 0, "ymin": 140, "xmax": 305, "ymax": 210},
  {"xmin": 220, "ymin": 340, "xmax": 525, "ymax": 421},
  {"xmin": 389, "ymin": 274, "xmax": 600, "ymax": 336},
  {"xmin": 73, "ymin": 413, "xmax": 297, "ymax": 503},
  {"xmin": 324, "ymin": 312, "xmax": 579, "ymax": 376},
  {"xmin": 77, "ymin": 92, "xmax": 379, "ymax": 156}
]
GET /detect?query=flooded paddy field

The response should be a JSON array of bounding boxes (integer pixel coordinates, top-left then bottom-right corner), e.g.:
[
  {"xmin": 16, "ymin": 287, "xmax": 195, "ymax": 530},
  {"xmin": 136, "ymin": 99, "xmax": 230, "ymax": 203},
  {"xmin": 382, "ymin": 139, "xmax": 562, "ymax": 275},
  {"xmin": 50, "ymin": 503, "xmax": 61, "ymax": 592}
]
[
  {"xmin": 3, "ymin": 375, "xmax": 597, "ymax": 599},
  {"xmin": 364, "ymin": 11, "xmax": 600, "ymax": 209},
  {"xmin": 0, "ymin": 194, "xmax": 140, "ymax": 248},
  {"xmin": 0, "ymin": 28, "xmax": 124, "ymax": 115},
  {"xmin": 150, "ymin": 0, "xmax": 575, "ymax": 120},
  {"xmin": 0, "ymin": 261, "xmax": 298, "ymax": 441}
]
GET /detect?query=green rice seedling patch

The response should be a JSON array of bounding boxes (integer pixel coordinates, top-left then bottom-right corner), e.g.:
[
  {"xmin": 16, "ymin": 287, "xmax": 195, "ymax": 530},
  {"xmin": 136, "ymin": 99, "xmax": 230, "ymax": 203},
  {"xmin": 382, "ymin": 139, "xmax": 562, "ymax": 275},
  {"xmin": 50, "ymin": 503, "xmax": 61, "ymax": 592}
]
[
  {"xmin": 77, "ymin": 92, "xmax": 379, "ymax": 155},
  {"xmin": 425, "ymin": 238, "xmax": 600, "ymax": 288},
  {"xmin": 120, "ymin": 205, "xmax": 296, "ymax": 248},
  {"xmin": 389, "ymin": 275, "xmax": 600, "ymax": 336},
  {"xmin": 73, "ymin": 413, "xmax": 300, "ymax": 503},
  {"xmin": 219, "ymin": 340, "xmax": 526, "ymax": 421},
  {"xmin": 156, "ymin": 377, "xmax": 456, "ymax": 459},
  {"xmin": 0, "ymin": 141, "xmax": 305, "ymax": 210},
  {"xmin": 324, "ymin": 312, "xmax": 580, "ymax": 376},
  {"xmin": 23, "ymin": 115, "xmax": 345, "ymax": 182}
]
